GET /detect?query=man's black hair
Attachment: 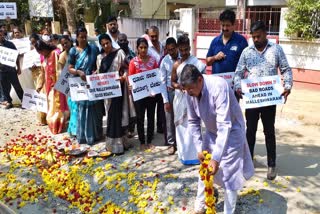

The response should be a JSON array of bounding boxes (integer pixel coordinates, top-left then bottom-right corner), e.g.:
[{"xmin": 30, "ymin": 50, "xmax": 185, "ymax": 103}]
[
  {"xmin": 219, "ymin": 9, "xmax": 236, "ymax": 24},
  {"xmin": 250, "ymin": 20, "xmax": 267, "ymax": 34}
]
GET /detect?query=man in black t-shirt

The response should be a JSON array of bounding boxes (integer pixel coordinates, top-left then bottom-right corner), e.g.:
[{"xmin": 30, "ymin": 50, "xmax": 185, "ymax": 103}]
[{"xmin": 0, "ymin": 28, "xmax": 24, "ymax": 109}]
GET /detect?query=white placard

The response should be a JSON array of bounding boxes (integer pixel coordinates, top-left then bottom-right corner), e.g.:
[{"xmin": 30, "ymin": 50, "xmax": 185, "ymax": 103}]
[
  {"xmin": 54, "ymin": 65, "xmax": 70, "ymax": 95},
  {"xmin": 22, "ymin": 89, "xmax": 47, "ymax": 113},
  {"xmin": 0, "ymin": 46, "xmax": 19, "ymax": 67},
  {"xmin": 10, "ymin": 38, "xmax": 31, "ymax": 54},
  {"xmin": 86, "ymin": 72, "xmax": 122, "ymax": 101},
  {"xmin": 68, "ymin": 77, "xmax": 89, "ymax": 101},
  {"xmin": 128, "ymin": 69, "xmax": 165, "ymax": 101},
  {"xmin": 22, "ymin": 49, "xmax": 41, "ymax": 70},
  {"xmin": 241, "ymin": 75, "xmax": 285, "ymax": 109},
  {"xmin": 213, "ymin": 72, "xmax": 235, "ymax": 86},
  {"xmin": 0, "ymin": 3, "xmax": 17, "ymax": 19}
]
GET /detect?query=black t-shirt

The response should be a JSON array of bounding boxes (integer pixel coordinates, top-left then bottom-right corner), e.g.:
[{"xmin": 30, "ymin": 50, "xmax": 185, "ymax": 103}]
[{"xmin": 0, "ymin": 40, "xmax": 17, "ymax": 72}]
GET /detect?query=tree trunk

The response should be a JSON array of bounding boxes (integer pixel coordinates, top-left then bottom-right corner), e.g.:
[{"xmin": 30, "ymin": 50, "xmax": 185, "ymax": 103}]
[{"xmin": 62, "ymin": 0, "xmax": 77, "ymax": 33}]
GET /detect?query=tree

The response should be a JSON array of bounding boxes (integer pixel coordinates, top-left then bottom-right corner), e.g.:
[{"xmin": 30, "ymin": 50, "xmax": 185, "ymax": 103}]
[{"xmin": 285, "ymin": 0, "xmax": 320, "ymax": 39}]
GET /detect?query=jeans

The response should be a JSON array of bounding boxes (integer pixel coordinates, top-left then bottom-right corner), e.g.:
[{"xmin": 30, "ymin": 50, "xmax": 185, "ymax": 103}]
[
  {"xmin": 245, "ymin": 105, "xmax": 276, "ymax": 167},
  {"xmin": 134, "ymin": 96, "xmax": 156, "ymax": 144},
  {"xmin": 0, "ymin": 71, "xmax": 24, "ymax": 103}
]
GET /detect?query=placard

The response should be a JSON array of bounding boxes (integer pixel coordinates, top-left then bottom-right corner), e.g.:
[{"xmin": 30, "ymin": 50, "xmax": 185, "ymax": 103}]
[
  {"xmin": 22, "ymin": 49, "xmax": 41, "ymax": 70},
  {"xmin": 68, "ymin": 77, "xmax": 89, "ymax": 101},
  {"xmin": 22, "ymin": 89, "xmax": 47, "ymax": 113},
  {"xmin": 0, "ymin": 46, "xmax": 19, "ymax": 67},
  {"xmin": 54, "ymin": 65, "xmax": 70, "ymax": 95},
  {"xmin": 241, "ymin": 75, "xmax": 284, "ymax": 109},
  {"xmin": 86, "ymin": 72, "xmax": 122, "ymax": 101},
  {"xmin": 213, "ymin": 72, "xmax": 235, "ymax": 86},
  {"xmin": 10, "ymin": 38, "xmax": 31, "ymax": 54},
  {"xmin": 28, "ymin": 0, "xmax": 53, "ymax": 18},
  {"xmin": 0, "ymin": 3, "xmax": 17, "ymax": 19},
  {"xmin": 128, "ymin": 69, "xmax": 165, "ymax": 101}
]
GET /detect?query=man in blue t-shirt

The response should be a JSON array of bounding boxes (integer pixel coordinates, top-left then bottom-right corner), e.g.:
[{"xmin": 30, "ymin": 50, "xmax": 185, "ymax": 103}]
[{"xmin": 206, "ymin": 9, "xmax": 248, "ymax": 75}]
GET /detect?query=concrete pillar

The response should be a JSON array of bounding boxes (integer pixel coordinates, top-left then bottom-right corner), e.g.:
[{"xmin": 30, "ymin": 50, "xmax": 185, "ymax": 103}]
[{"xmin": 179, "ymin": 8, "xmax": 196, "ymax": 54}]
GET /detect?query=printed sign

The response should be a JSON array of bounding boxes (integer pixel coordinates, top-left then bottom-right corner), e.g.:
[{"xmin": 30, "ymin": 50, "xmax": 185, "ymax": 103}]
[
  {"xmin": 68, "ymin": 77, "xmax": 89, "ymax": 101},
  {"xmin": 86, "ymin": 72, "xmax": 122, "ymax": 101},
  {"xmin": 54, "ymin": 65, "xmax": 71, "ymax": 95},
  {"xmin": 22, "ymin": 49, "xmax": 41, "ymax": 70},
  {"xmin": 128, "ymin": 69, "xmax": 165, "ymax": 101},
  {"xmin": 0, "ymin": 3, "xmax": 17, "ymax": 19},
  {"xmin": 0, "ymin": 46, "xmax": 19, "ymax": 67},
  {"xmin": 10, "ymin": 38, "xmax": 31, "ymax": 54},
  {"xmin": 22, "ymin": 89, "xmax": 47, "ymax": 113},
  {"xmin": 213, "ymin": 72, "xmax": 235, "ymax": 86},
  {"xmin": 241, "ymin": 75, "xmax": 284, "ymax": 109}
]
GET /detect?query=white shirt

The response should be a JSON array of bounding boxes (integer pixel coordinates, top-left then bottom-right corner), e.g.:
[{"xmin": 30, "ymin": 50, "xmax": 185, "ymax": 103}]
[
  {"xmin": 159, "ymin": 54, "xmax": 180, "ymax": 103},
  {"xmin": 107, "ymin": 32, "xmax": 120, "ymax": 49},
  {"xmin": 148, "ymin": 41, "xmax": 164, "ymax": 64}
]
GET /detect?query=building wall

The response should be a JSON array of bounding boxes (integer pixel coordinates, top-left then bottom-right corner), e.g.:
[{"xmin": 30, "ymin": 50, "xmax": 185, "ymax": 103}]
[{"xmin": 130, "ymin": 0, "xmax": 168, "ymax": 19}]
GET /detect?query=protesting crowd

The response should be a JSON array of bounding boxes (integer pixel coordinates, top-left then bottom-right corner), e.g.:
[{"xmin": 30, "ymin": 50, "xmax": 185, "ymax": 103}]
[{"xmin": 0, "ymin": 9, "xmax": 293, "ymax": 214}]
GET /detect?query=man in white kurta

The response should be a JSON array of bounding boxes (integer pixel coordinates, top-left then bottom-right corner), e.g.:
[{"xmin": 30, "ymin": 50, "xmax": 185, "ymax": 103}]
[{"xmin": 180, "ymin": 64, "xmax": 254, "ymax": 214}]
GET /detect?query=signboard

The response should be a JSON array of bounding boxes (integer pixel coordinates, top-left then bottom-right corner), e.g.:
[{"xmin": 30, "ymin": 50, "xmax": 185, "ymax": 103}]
[
  {"xmin": 0, "ymin": 3, "xmax": 17, "ymax": 19},
  {"xmin": 22, "ymin": 89, "xmax": 47, "ymax": 113},
  {"xmin": 54, "ymin": 65, "xmax": 71, "ymax": 95},
  {"xmin": 241, "ymin": 75, "xmax": 284, "ymax": 109},
  {"xmin": 128, "ymin": 69, "xmax": 165, "ymax": 101},
  {"xmin": 0, "ymin": 46, "xmax": 19, "ymax": 67},
  {"xmin": 86, "ymin": 72, "xmax": 122, "ymax": 101},
  {"xmin": 213, "ymin": 72, "xmax": 235, "ymax": 86},
  {"xmin": 69, "ymin": 77, "xmax": 89, "ymax": 101},
  {"xmin": 22, "ymin": 49, "xmax": 41, "ymax": 70},
  {"xmin": 10, "ymin": 38, "xmax": 31, "ymax": 54},
  {"xmin": 28, "ymin": 0, "xmax": 53, "ymax": 18}
]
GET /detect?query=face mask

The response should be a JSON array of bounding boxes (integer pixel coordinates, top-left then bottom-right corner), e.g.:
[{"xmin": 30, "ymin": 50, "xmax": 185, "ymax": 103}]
[{"xmin": 42, "ymin": 35, "xmax": 50, "ymax": 42}]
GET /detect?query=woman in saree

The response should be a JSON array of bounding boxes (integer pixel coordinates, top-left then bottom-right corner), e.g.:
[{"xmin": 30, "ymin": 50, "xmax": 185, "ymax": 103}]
[
  {"xmin": 68, "ymin": 27, "xmax": 103, "ymax": 145},
  {"xmin": 98, "ymin": 33, "xmax": 128, "ymax": 154},
  {"xmin": 29, "ymin": 33, "xmax": 47, "ymax": 125},
  {"xmin": 57, "ymin": 35, "xmax": 74, "ymax": 135},
  {"xmin": 34, "ymin": 40, "xmax": 69, "ymax": 134}
]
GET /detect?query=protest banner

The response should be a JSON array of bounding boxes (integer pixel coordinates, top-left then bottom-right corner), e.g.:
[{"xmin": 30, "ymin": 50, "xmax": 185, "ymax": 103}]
[
  {"xmin": 0, "ymin": 46, "xmax": 19, "ymax": 67},
  {"xmin": 241, "ymin": 75, "xmax": 284, "ymax": 109},
  {"xmin": 22, "ymin": 49, "xmax": 41, "ymax": 70},
  {"xmin": 128, "ymin": 69, "xmax": 165, "ymax": 101},
  {"xmin": 10, "ymin": 38, "xmax": 31, "ymax": 54},
  {"xmin": 68, "ymin": 77, "xmax": 89, "ymax": 101},
  {"xmin": 86, "ymin": 72, "xmax": 122, "ymax": 101},
  {"xmin": 22, "ymin": 89, "xmax": 48, "ymax": 113},
  {"xmin": 54, "ymin": 65, "xmax": 71, "ymax": 95},
  {"xmin": 0, "ymin": 3, "xmax": 17, "ymax": 19},
  {"xmin": 213, "ymin": 72, "xmax": 235, "ymax": 86}
]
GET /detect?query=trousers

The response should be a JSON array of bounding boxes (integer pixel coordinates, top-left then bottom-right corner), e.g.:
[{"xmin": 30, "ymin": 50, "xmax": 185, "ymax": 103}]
[
  {"xmin": 245, "ymin": 105, "xmax": 276, "ymax": 167},
  {"xmin": 0, "ymin": 71, "xmax": 23, "ymax": 103}
]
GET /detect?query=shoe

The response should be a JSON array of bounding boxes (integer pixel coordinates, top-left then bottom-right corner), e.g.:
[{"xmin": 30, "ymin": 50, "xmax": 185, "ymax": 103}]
[
  {"xmin": 267, "ymin": 167, "xmax": 277, "ymax": 180},
  {"xmin": 167, "ymin": 145, "xmax": 177, "ymax": 155},
  {"xmin": 4, "ymin": 103, "xmax": 13, "ymax": 109}
]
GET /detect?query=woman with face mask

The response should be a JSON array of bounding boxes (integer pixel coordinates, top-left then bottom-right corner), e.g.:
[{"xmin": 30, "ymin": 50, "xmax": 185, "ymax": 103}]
[{"xmin": 34, "ymin": 40, "xmax": 69, "ymax": 134}]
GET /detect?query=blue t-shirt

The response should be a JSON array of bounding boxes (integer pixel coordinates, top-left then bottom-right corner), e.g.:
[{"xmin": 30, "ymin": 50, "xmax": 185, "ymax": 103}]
[{"xmin": 206, "ymin": 32, "xmax": 248, "ymax": 74}]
